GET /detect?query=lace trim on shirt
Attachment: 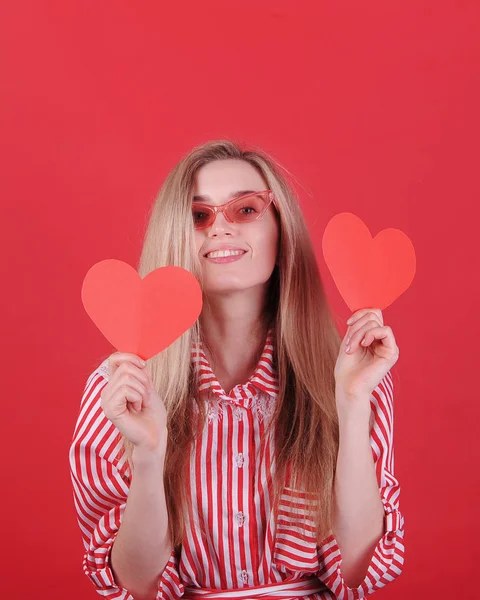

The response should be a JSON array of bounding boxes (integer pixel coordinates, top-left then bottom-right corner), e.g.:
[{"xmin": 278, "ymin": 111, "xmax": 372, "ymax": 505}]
[
  {"xmin": 254, "ymin": 390, "xmax": 276, "ymax": 423},
  {"xmin": 206, "ymin": 390, "xmax": 275, "ymax": 424},
  {"xmin": 97, "ymin": 359, "xmax": 111, "ymax": 381},
  {"xmin": 95, "ymin": 359, "xmax": 275, "ymax": 424}
]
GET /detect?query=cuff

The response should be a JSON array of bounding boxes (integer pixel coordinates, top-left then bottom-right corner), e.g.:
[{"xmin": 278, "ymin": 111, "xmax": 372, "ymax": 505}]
[
  {"xmin": 158, "ymin": 548, "xmax": 185, "ymax": 600},
  {"xmin": 85, "ymin": 543, "xmax": 185, "ymax": 600},
  {"xmin": 317, "ymin": 503, "xmax": 405, "ymax": 598},
  {"xmin": 83, "ymin": 536, "xmax": 135, "ymax": 599}
]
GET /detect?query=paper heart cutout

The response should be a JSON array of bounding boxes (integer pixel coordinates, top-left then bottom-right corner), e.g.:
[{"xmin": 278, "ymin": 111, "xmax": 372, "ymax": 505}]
[
  {"xmin": 81, "ymin": 259, "xmax": 203, "ymax": 360},
  {"xmin": 322, "ymin": 213, "xmax": 416, "ymax": 312}
]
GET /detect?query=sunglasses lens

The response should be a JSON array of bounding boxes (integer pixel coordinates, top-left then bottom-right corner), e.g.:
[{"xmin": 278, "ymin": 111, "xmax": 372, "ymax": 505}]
[
  {"xmin": 227, "ymin": 194, "xmax": 268, "ymax": 223},
  {"xmin": 192, "ymin": 192, "xmax": 271, "ymax": 229},
  {"xmin": 192, "ymin": 206, "xmax": 214, "ymax": 228}
]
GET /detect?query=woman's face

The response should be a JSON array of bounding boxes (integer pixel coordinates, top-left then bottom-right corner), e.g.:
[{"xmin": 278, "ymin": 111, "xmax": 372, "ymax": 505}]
[{"xmin": 193, "ymin": 159, "xmax": 279, "ymax": 296}]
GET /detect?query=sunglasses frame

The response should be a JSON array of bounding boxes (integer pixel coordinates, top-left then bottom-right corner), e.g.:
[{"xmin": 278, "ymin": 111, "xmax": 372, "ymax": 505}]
[{"xmin": 192, "ymin": 190, "xmax": 277, "ymax": 230}]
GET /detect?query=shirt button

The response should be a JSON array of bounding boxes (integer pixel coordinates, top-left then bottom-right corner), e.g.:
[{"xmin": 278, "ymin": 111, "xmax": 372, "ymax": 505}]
[
  {"xmin": 240, "ymin": 570, "xmax": 249, "ymax": 584},
  {"xmin": 235, "ymin": 512, "xmax": 245, "ymax": 527},
  {"xmin": 235, "ymin": 453, "xmax": 244, "ymax": 468}
]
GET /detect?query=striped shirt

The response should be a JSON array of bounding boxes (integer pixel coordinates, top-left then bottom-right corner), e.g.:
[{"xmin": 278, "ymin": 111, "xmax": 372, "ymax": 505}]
[{"xmin": 69, "ymin": 329, "xmax": 405, "ymax": 600}]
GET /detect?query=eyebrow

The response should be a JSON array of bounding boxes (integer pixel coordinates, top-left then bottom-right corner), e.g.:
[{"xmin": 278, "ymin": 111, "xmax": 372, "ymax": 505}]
[{"xmin": 192, "ymin": 190, "xmax": 257, "ymax": 203}]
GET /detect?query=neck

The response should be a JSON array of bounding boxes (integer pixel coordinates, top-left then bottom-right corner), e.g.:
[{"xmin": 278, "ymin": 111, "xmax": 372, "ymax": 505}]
[{"xmin": 199, "ymin": 288, "xmax": 271, "ymax": 393}]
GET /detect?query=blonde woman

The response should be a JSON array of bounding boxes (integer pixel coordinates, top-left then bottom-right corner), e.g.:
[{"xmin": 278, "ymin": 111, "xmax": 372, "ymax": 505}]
[{"xmin": 69, "ymin": 140, "xmax": 404, "ymax": 600}]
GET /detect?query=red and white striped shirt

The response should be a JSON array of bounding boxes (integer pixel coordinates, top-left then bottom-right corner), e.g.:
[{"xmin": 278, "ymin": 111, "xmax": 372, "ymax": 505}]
[{"xmin": 69, "ymin": 329, "xmax": 404, "ymax": 600}]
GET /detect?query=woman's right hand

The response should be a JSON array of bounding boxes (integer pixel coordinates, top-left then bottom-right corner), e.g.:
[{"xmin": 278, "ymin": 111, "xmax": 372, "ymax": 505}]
[{"xmin": 100, "ymin": 352, "xmax": 167, "ymax": 454}]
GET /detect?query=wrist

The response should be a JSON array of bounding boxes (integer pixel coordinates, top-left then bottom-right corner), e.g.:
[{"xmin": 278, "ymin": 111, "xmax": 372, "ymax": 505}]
[
  {"xmin": 132, "ymin": 441, "xmax": 167, "ymax": 468},
  {"xmin": 335, "ymin": 390, "xmax": 372, "ymax": 422}
]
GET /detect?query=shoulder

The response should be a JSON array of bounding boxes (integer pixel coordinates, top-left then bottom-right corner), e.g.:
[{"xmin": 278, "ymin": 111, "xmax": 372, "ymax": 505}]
[
  {"xmin": 71, "ymin": 358, "xmax": 129, "ymax": 480},
  {"xmin": 73, "ymin": 358, "xmax": 116, "ymax": 455},
  {"xmin": 89, "ymin": 357, "xmax": 111, "ymax": 384},
  {"xmin": 76, "ymin": 359, "xmax": 110, "ymax": 414}
]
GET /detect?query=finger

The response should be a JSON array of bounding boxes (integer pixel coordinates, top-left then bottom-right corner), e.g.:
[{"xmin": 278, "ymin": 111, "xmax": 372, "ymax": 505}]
[
  {"xmin": 113, "ymin": 361, "xmax": 151, "ymax": 388},
  {"xmin": 345, "ymin": 316, "xmax": 383, "ymax": 348},
  {"xmin": 361, "ymin": 325, "xmax": 397, "ymax": 352},
  {"xmin": 112, "ymin": 373, "xmax": 148, "ymax": 399},
  {"xmin": 345, "ymin": 320, "xmax": 380, "ymax": 353},
  {"xmin": 346, "ymin": 313, "xmax": 382, "ymax": 339},
  {"xmin": 114, "ymin": 385, "xmax": 145, "ymax": 413},
  {"xmin": 346, "ymin": 308, "xmax": 384, "ymax": 327},
  {"xmin": 108, "ymin": 352, "xmax": 147, "ymax": 377},
  {"xmin": 100, "ymin": 366, "xmax": 149, "ymax": 408},
  {"xmin": 102, "ymin": 386, "xmax": 144, "ymax": 420}
]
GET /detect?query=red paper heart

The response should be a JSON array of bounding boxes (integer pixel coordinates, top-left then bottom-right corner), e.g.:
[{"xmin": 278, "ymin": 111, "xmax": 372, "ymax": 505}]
[
  {"xmin": 322, "ymin": 213, "xmax": 416, "ymax": 312},
  {"xmin": 81, "ymin": 259, "xmax": 203, "ymax": 360}
]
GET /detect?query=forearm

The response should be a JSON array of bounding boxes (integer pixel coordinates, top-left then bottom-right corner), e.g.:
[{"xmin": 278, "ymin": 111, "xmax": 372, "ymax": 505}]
[
  {"xmin": 332, "ymin": 396, "xmax": 385, "ymax": 588},
  {"xmin": 111, "ymin": 447, "xmax": 172, "ymax": 600}
]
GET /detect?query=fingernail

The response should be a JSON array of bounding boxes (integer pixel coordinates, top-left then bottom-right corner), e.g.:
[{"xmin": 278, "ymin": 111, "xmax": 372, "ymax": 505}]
[
  {"xmin": 347, "ymin": 317, "xmax": 353, "ymax": 325},
  {"xmin": 139, "ymin": 359, "xmax": 146, "ymax": 367},
  {"xmin": 345, "ymin": 337, "xmax": 350, "ymax": 346},
  {"xmin": 345, "ymin": 345, "xmax": 351, "ymax": 353}
]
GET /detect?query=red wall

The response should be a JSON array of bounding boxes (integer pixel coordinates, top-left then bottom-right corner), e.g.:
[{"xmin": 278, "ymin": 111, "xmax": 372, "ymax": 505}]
[{"xmin": 2, "ymin": 1, "xmax": 478, "ymax": 598}]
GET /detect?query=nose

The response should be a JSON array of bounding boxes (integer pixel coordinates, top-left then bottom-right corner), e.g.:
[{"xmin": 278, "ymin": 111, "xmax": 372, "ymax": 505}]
[{"xmin": 207, "ymin": 210, "xmax": 234, "ymax": 236}]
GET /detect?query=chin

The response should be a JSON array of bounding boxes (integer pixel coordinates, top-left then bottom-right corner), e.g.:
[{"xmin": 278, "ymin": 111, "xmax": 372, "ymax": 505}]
[
  {"xmin": 204, "ymin": 284, "xmax": 246, "ymax": 295},
  {"xmin": 204, "ymin": 277, "xmax": 272, "ymax": 296}
]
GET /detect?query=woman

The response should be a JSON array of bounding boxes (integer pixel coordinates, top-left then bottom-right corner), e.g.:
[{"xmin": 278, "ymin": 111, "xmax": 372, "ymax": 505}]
[{"xmin": 69, "ymin": 139, "xmax": 404, "ymax": 600}]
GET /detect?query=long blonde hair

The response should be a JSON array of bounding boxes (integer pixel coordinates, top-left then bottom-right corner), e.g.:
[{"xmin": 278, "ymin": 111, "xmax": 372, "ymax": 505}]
[{"xmin": 119, "ymin": 139, "xmax": 350, "ymax": 549}]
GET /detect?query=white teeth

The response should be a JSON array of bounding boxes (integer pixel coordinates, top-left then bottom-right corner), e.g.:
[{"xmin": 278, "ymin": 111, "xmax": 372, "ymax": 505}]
[{"xmin": 206, "ymin": 250, "xmax": 245, "ymax": 258}]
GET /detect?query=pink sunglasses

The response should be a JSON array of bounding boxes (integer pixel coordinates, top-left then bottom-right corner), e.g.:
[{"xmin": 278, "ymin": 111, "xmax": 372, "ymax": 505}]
[{"xmin": 192, "ymin": 190, "xmax": 277, "ymax": 230}]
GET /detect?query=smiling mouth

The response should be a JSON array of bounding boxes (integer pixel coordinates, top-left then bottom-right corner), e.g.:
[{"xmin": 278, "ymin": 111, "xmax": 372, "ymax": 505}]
[{"xmin": 204, "ymin": 250, "xmax": 247, "ymax": 259}]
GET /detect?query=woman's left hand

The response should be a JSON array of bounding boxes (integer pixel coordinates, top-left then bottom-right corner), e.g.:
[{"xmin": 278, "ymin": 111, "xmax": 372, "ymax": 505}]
[{"xmin": 334, "ymin": 308, "xmax": 400, "ymax": 401}]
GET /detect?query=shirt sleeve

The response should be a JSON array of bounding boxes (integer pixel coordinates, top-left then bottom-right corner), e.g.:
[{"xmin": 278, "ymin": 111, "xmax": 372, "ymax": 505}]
[
  {"xmin": 70, "ymin": 364, "xmax": 187, "ymax": 600},
  {"xmin": 316, "ymin": 371, "xmax": 405, "ymax": 598},
  {"xmin": 158, "ymin": 549, "xmax": 186, "ymax": 600},
  {"xmin": 69, "ymin": 366, "xmax": 136, "ymax": 598}
]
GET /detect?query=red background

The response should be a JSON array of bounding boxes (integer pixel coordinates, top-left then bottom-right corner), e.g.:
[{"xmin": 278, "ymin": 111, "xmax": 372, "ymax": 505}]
[{"xmin": 2, "ymin": 1, "xmax": 478, "ymax": 598}]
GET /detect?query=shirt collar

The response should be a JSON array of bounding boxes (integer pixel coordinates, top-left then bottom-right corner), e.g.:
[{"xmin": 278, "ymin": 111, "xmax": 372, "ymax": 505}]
[{"xmin": 191, "ymin": 327, "xmax": 278, "ymax": 401}]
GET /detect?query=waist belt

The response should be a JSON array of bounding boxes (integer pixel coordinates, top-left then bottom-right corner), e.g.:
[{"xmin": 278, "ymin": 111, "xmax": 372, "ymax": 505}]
[{"xmin": 183, "ymin": 577, "xmax": 328, "ymax": 600}]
